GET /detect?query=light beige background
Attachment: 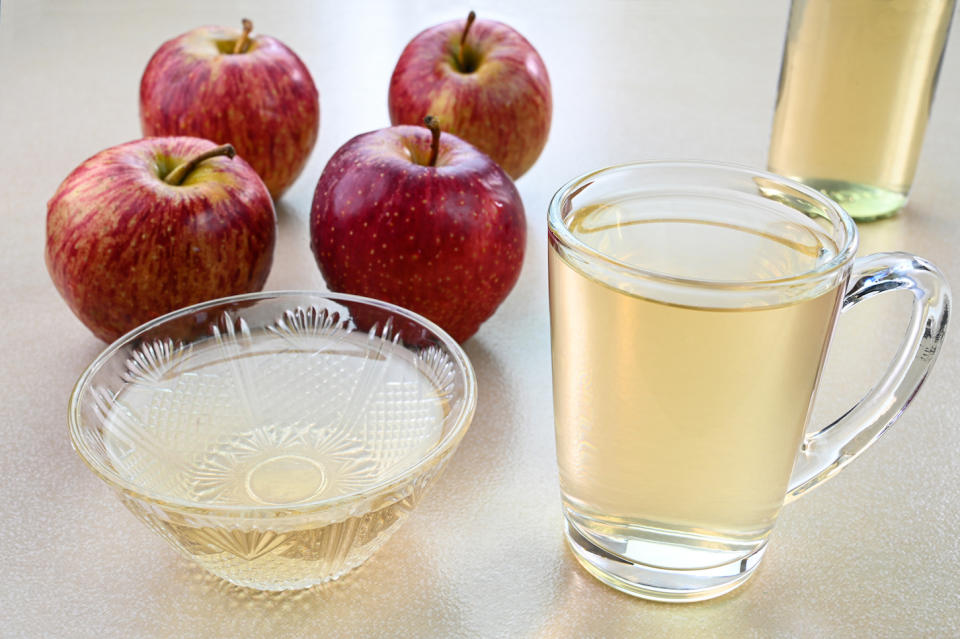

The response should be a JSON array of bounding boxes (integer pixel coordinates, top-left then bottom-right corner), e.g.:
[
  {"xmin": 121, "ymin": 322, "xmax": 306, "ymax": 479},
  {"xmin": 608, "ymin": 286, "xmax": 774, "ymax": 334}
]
[{"xmin": 2, "ymin": 1, "xmax": 958, "ymax": 637}]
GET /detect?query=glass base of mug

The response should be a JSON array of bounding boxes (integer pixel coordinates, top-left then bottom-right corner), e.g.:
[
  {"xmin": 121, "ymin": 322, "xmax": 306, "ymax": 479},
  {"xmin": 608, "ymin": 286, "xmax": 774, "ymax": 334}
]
[
  {"xmin": 564, "ymin": 516, "xmax": 766, "ymax": 602},
  {"xmin": 787, "ymin": 176, "xmax": 907, "ymax": 222}
]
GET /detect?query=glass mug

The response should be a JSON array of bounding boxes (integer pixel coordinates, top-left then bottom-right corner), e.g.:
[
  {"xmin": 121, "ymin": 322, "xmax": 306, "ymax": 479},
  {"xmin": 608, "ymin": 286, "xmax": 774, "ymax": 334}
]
[{"xmin": 547, "ymin": 162, "xmax": 950, "ymax": 602}]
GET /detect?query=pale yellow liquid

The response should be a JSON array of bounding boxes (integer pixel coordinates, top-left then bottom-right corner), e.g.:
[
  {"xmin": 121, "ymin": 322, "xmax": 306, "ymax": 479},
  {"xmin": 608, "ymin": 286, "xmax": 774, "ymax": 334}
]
[
  {"xmin": 103, "ymin": 330, "xmax": 448, "ymax": 590},
  {"xmin": 550, "ymin": 201, "xmax": 843, "ymax": 559},
  {"xmin": 768, "ymin": 0, "xmax": 955, "ymax": 220}
]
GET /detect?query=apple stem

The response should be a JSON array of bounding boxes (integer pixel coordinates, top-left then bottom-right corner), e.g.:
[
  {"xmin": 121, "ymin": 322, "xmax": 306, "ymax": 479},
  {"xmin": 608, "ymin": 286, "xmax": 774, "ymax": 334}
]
[
  {"xmin": 233, "ymin": 18, "xmax": 253, "ymax": 54},
  {"xmin": 163, "ymin": 144, "xmax": 237, "ymax": 186},
  {"xmin": 424, "ymin": 116, "xmax": 441, "ymax": 167},
  {"xmin": 458, "ymin": 11, "xmax": 477, "ymax": 69}
]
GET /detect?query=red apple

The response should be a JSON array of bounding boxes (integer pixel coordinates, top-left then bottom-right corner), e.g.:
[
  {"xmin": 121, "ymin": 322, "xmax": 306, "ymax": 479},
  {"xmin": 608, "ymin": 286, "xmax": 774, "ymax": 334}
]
[
  {"xmin": 388, "ymin": 11, "xmax": 551, "ymax": 180},
  {"xmin": 310, "ymin": 118, "xmax": 526, "ymax": 342},
  {"xmin": 140, "ymin": 19, "xmax": 320, "ymax": 199},
  {"xmin": 46, "ymin": 137, "xmax": 276, "ymax": 342}
]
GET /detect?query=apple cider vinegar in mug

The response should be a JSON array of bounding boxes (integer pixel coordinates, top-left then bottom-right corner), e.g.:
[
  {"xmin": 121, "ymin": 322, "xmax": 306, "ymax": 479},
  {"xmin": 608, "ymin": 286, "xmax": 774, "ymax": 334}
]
[
  {"xmin": 550, "ymin": 208, "xmax": 841, "ymax": 540},
  {"xmin": 547, "ymin": 163, "xmax": 950, "ymax": 601}
]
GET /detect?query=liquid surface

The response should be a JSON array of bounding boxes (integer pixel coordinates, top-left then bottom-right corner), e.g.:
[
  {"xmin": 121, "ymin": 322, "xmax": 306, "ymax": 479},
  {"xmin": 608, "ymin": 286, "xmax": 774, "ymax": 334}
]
[
  {"xmin": 550, "ymin": 206, "xmax": 843, "ymax": 567},
  {"xmin": 99, "ymin": 324, "xmax": 451, "ymax": 589},
  {"xmin": 768, "ymin": 0, "xmax": 955, "ymax": 219},
  {"xmin": 565, "ymin": 198, "xmax": 838, "ymax": 285},
  {"xmin": 105, "ymin": 331, "xmax": 445, "ymax": 507}
]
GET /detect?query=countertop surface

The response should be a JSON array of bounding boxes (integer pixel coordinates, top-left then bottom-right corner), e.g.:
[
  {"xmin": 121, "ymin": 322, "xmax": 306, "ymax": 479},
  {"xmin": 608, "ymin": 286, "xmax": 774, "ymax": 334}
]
[{"xmin": 2, "ymin": 1, "xmax": 959, "ymax": 637}]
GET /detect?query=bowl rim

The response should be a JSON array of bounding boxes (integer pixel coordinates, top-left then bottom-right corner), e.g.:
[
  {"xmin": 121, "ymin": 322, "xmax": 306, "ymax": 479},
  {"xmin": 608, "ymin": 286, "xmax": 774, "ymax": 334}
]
[{"xmin": 68, "ymin": 290, "xmax": 478, "ymax": 517}]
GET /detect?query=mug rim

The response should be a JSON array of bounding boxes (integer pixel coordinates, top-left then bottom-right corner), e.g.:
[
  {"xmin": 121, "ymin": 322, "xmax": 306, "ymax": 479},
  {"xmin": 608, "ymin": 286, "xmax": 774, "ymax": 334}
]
[
  {"xmin": 68, "ymin": 290, "xmax": 478, "ymax": 518},
  {"xmin": 547, "ymin": 160, "xmax": 860, "ymax": 290}
]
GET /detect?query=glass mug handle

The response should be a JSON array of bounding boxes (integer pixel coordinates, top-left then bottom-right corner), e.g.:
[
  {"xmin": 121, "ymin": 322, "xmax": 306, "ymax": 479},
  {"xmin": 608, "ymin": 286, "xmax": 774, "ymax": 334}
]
[{"xmin": 786, "ymin": 252, "xmax": 951, "ymax": 502}]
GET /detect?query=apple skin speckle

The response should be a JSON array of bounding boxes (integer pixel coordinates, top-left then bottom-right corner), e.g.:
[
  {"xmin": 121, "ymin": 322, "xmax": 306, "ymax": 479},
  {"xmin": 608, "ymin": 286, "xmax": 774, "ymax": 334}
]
[
  {"xmin": 310, "ymin": 126, "xmax": 525, "ymax": 343},
  {"xmin": 139, "ymin": 24, "xmax": 320, "ymax": 200},
  {"xmin": 388, "ymin": 16, "xmax": 551, "ymax": 180},
  {"xmin": 46, "ymin": 136, "xmax": 276, "ymax": 342}
]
